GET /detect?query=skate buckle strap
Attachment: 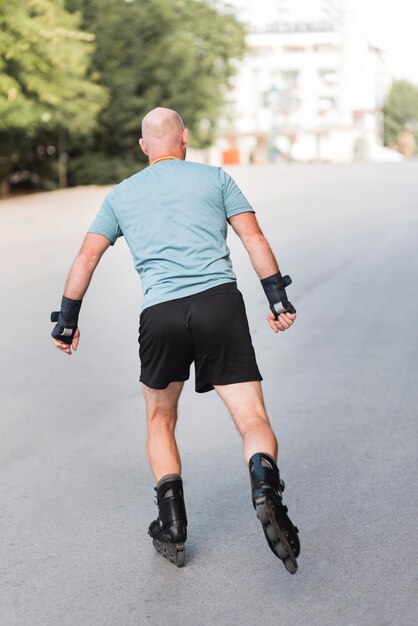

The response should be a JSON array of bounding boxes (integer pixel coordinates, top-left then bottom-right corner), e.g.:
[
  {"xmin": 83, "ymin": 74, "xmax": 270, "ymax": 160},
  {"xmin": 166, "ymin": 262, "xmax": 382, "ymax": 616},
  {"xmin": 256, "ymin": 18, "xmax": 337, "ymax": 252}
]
[
  {"xmin": 249, "ymin": 453, "xmax": 283, "ymax": 495},
  {"xmin": 156, "ymin": 479, "xmax": 188, "ymax": 526}
]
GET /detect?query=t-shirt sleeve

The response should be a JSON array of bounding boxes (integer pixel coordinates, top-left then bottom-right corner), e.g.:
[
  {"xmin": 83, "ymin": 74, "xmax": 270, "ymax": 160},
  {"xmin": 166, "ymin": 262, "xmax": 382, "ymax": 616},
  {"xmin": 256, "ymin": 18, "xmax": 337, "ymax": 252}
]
[
  {"xmin": 219, "ymin": 168, "xmax": 255, "ymax": 219},
  {"xmin": 88, "ymin": 191, "xmax": 123, "ymax": 245}
]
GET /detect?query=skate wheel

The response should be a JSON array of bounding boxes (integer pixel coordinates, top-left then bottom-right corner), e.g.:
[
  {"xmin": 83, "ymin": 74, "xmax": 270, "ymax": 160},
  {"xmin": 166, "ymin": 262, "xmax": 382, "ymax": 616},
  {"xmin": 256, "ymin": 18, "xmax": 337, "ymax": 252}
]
[
  {"xmin": 274, "ymin": 540, "xmax": 287, "ymax": 560},
  {"xmin": 265, "ymin": 523, "xmax": 278, "ymax": 542},
  {"xmin": 175, "ymin": 547, "xmax": 185, "ymax": 568},
  {"xmin": 256, "ymin": 503, "xmax": 269, "ymax": 524},
  {"xmin": 152, "ymin": 539, "xmax": 185, "ymax": 568},
  {"xmin": 284, "ymin": 557, "xmax": 297, "ymax": 575}
]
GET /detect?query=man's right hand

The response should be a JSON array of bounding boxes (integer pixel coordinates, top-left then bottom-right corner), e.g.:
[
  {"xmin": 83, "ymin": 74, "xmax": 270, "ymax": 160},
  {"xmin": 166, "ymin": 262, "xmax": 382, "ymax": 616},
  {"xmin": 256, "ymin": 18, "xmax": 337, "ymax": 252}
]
[
  {"xmin": 52, "ymin": 328, "xmax": 80, "ymax": 355},
  {"xmin": 267, "ymin": 311, "xmax": 296, "ymax": 333}
]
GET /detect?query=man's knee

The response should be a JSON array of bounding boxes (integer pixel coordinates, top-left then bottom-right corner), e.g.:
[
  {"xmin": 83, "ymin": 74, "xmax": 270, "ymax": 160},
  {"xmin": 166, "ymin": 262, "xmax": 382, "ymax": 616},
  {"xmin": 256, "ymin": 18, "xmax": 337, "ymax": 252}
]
[
  {"xmin": 147, "ymin": 408, "xmax": 177, "ymax": 431},
  {"xmin": 142, "ymin": 382, "xmax": 182, "ymax": 413}
]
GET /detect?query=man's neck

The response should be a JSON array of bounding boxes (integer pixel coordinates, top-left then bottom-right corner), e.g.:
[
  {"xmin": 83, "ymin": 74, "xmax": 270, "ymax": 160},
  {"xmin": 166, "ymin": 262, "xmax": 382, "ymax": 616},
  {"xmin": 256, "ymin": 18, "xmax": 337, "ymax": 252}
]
[
  {"xmin": 150, "ymin": 155, "xmax": 183, "ymax": 165},
  {"xmin": 148, "ymin": 148, "xmax": 186, "ymax": 165}
]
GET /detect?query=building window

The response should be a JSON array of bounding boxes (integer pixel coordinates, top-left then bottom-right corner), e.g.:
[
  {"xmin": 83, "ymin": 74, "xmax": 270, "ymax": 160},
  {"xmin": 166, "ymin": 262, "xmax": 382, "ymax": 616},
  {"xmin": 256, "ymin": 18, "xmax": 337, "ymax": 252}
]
[
  {"xmin": 318, "ymin": 96, "xmax": 337, "ymax": 115},
  {"xmin": 282, "ymin": 45, "xmax": 305, "ymax": 54},
  {"xmin": 319, "ymin": 69, "xmax": 337, "ymax": 86},
  {"xmin": 281, "ymin": 70, "xmax": 299, "ymax": 88},
  {"xmin": 254, "ymin": 46, "xmax": 273, "ymax": 58},
  {"xmin": 313, "ymin": 44, "xmax": 338, "ymax": 53}
]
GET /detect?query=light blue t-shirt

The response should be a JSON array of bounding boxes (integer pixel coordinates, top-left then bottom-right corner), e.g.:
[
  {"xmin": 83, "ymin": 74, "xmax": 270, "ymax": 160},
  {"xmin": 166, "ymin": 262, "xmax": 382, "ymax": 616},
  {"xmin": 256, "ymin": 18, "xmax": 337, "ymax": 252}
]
[{"xmin": 88, "ymin": 159, "xmax": 254, "ymax": 310}]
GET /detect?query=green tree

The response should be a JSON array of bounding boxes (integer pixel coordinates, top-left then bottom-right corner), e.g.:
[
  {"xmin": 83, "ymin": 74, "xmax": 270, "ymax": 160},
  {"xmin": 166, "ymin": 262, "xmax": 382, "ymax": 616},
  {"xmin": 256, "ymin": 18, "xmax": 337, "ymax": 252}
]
[
  {"xmin": 64, "ymin": 0, "xmax": 246, "ymax": 185},
  {"xmin": 0, "ymin": 0, "xmax": 107, "ymax": 194},
  {"xmin": 383, "ymin": 79, "xmax": 418, "ymax": 151}
]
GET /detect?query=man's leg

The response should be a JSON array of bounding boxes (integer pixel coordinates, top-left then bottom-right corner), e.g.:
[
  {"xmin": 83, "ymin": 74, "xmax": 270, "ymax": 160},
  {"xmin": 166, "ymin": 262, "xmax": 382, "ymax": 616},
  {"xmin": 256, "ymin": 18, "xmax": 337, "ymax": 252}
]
[
  {"xmin": 142, "ymin": 381, "xmax": 188, "ymax": 567},
  {"xmin": 214, "ymin": 380, "xmax": 300, "ymax": 574},
  {"xmin": 142, "ymin": 381, "xmax": 184, "ymax": 481},
  {"xmin": 214, "ymin": 380, "xmax": 278, "ymax": 464}
]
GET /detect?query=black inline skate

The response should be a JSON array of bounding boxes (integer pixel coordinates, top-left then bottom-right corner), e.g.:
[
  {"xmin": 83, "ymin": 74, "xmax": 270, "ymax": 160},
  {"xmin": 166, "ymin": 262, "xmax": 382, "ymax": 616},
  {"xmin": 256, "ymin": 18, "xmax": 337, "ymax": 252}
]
[
  {"xmin": 148, "ymin": 474, "xmax": 187, "ymax": 568},
  {"xmin": 249, "ymin": 452, "xmax": 300, "ymax": 575}
]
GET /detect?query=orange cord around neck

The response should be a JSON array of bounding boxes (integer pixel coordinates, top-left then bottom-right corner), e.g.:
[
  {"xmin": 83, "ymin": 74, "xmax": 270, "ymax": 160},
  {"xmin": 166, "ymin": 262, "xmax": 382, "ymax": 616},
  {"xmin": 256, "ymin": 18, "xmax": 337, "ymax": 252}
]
[{"xmin": 150, "ymin": 156, "xmax": 182, "ymax": 165}]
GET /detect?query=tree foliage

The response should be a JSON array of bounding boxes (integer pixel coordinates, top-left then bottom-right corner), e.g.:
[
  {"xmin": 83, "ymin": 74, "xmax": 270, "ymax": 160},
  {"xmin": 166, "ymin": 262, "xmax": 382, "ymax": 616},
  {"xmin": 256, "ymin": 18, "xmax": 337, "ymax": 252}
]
[
  {"xmin": 64, "ymin": 0, "xmax": 246, "ymax": 185},
  {"xmin": 0, "ymin": 0, "xmax": 105, "ymax": 133},
  {"xmin": 0, "ymin": 0, "xmax": 245, "ymax": 192},
  {"xmin": 383, "ymin": 79, "xmax": 418, "ymax": 150},
  {"xmin": 0, "ymin": 0, "xmax": 107, "ymax": 193}
]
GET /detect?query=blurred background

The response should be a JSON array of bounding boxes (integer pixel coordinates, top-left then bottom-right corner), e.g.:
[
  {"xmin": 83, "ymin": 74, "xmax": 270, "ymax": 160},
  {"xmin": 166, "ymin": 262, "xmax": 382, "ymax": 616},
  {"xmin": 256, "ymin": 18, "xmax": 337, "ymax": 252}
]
[
  {"xmin": 1, "ymin": 0, "xmax": 418, "ymax": 196},
  {"xmin": 2, "ymin": 4, "xmax": 418, "ymax": 624}
]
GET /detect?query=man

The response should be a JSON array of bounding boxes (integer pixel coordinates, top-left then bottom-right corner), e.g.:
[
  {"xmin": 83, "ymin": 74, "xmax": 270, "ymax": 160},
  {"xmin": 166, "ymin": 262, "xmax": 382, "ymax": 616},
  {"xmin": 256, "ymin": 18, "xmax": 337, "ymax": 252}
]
[{"xmin": 51, "ymin": 108, "xmax": 300, "ymax": 573}]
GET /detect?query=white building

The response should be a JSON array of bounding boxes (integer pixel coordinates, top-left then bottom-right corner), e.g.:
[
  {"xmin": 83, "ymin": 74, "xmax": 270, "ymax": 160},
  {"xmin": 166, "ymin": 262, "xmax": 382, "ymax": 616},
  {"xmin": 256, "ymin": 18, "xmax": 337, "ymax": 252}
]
[
  {"xmin": 213, "ymin": 0, "xmax": 395, "ymax": 164},
  {"xmin": 235, "ymin": 0, "xmax": 343, "ymax": 31}
]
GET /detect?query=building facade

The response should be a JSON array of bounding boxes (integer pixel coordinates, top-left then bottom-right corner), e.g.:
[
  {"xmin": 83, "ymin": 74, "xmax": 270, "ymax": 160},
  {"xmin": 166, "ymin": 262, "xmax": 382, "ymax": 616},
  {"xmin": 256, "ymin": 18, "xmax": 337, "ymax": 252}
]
[{"xmin": 212, "ymin": 0, "xmax": 395, "ymax": 164}]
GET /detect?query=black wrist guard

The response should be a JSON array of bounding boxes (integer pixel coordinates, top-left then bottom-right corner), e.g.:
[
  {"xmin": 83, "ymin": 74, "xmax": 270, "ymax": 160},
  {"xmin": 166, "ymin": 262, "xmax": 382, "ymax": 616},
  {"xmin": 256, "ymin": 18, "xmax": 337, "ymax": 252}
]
[
  {"xmin": 51, "ymin": 296, "xmax": 82, "ymax": 345},
  {"xmin": 261, "ymin": 272, "xmax": 296, "ymax": 320}
]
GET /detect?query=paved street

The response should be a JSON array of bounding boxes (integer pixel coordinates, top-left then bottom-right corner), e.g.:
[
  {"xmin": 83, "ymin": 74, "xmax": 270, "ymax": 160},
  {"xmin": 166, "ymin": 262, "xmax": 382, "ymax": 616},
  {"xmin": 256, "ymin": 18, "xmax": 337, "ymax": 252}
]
[{"xmin": 1, "ymin": 163, "xmax": 417, "ymax": 626}]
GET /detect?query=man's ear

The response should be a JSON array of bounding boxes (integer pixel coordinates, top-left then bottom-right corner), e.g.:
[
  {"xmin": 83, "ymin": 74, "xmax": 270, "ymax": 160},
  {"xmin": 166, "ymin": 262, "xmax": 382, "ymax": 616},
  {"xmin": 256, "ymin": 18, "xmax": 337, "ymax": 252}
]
[
  {"xmin": 139, "ymin": 138, "xmax": 148, "ymax": 155},
  {"xmin": 182, "ymin": 128, "xmax": 188, "ymax": 148}
]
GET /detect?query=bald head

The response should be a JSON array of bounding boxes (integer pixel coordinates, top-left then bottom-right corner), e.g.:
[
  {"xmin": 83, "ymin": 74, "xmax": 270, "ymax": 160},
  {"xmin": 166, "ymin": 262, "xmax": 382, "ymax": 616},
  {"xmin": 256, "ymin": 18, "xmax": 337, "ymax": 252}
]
[{"xmin": 140, "ymin": 107, "xmax": 187, "ymax": 162}]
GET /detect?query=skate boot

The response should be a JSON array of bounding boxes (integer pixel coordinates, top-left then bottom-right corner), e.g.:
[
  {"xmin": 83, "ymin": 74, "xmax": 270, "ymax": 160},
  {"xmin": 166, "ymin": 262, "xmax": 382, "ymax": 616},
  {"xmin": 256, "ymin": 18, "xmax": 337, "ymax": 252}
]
[
  {"xmin": 249, "ymin": 452, "xmax": 300, "ymax": 574},
  {"xmin": 148, "ymin": 474, "xmax": 187, "ymax": 568}
]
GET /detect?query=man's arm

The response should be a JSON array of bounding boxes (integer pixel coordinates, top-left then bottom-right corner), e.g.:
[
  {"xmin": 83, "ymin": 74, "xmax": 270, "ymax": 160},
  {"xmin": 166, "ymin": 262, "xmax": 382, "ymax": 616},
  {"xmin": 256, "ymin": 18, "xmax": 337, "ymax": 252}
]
[
  {"xmin": 51, "ymin": 233, "xmax": 111, "ymax": 355},
  {"xmin": 228, "ymin": 212, "xmax": 296, "ymax": 333},
  {"xmin": 63, "ymin": 233, "xmax": 111, "ymax": 299}
]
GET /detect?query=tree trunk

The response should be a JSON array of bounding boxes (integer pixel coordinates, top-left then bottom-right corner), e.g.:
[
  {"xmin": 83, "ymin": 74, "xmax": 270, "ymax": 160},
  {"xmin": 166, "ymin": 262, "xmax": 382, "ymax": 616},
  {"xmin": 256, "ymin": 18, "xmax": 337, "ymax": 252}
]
[
  {"xmin": 0, "ymin": 157, "xmax": 11, "ymax": 198},
  {"xmin": 58, "ymin": 130, "xmax": 67, "ymax": 189},
  {"xmin": 0, "ymin": 175, "xmax": 9, "ymax": 199}
]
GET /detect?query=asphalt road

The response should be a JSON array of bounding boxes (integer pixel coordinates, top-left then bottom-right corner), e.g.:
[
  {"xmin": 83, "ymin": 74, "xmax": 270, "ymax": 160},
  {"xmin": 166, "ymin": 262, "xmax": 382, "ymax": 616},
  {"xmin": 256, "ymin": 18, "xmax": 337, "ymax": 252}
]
[{"xmin": 1, "ymin": 163, "xmax": 417, "ymax": 626}]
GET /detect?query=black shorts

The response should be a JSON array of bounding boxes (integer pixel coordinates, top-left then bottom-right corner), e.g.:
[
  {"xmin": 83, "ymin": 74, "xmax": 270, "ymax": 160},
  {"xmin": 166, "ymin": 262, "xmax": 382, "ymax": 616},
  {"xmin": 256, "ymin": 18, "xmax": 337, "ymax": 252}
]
[{"xmin": 138, "ymin": 282, "xmax": 262, "ymax": 393}]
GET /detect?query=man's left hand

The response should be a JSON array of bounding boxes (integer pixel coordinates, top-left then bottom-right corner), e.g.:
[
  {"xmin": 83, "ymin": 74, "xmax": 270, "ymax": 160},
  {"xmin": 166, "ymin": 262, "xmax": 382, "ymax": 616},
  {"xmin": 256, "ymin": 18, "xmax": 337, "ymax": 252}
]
[{"xmin": 267, "ymin": 311, "xmax": 296, "ymax": 333}]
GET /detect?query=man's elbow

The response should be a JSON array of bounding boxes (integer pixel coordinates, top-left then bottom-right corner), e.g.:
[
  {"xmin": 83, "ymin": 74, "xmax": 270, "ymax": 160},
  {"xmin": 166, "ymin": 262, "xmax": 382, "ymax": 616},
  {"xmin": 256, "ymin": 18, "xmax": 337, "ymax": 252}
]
[{"xmin": 242, "ymin": 232, "xmax": 269, "ymax": 251}]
